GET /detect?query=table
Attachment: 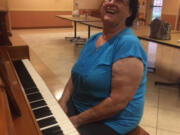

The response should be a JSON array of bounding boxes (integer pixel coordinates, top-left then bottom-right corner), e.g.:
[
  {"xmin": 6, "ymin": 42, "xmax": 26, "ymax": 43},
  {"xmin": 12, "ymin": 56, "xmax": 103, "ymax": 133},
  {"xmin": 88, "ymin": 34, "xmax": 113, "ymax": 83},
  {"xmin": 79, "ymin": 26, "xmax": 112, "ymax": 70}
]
[
  {"xmin": 137, "ymin": 32, "xmax": 180, "ymax": 49},
  {"xmin": 137, "ymin": 31, "xmax": 180, "ymax": 92},
  {"xmin": 79, "ymin": 22, "xmax": 180, "ymax": 48},
  {"xmin": 79, "ymin": 23, "xmax": 180, "ymax": 49},
  {"xmin": 56, "ymin": 15, "xmax": 101, "ymax": 41},
  {"xmin": 131, "ymin": 26, "xmax": 180, "ymax": 48}
]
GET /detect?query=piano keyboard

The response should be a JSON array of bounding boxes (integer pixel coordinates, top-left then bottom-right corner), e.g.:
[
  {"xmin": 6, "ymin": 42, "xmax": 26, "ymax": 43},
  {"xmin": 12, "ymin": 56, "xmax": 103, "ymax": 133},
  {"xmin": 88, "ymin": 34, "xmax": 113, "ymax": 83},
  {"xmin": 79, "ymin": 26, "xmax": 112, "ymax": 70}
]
[{"xmin": 13, "ymin": 59, "xmax": 79, "ymax": 135}]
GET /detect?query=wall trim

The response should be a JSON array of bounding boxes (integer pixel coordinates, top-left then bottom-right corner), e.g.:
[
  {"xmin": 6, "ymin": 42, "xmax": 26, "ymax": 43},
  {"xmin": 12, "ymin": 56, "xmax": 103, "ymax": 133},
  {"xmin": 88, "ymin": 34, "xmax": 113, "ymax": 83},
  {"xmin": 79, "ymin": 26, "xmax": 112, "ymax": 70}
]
[
  {"xmin": 9, "ymin": 9, "xmax": 72, "ymax": 12},
  {"xmin": 12, "ymin": 26, "xmax": 72, "ymax": 29},
  {"xmin": 10, "ymin": 10, "xmax": 73, "ymax": 29},
  {"xmin": 161, "ymin": 14, "xmax": 177, "ymax": 30}
]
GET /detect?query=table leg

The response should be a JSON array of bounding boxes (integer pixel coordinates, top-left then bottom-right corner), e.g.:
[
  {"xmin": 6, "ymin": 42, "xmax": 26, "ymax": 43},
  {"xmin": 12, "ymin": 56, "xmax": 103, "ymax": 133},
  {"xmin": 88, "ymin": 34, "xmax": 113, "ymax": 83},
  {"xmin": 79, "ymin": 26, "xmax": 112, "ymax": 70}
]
[
  {"xmin": 65, "ymin": 21, "xmax": 79, "ymax": 41},
  {"xmin": 88, "ymin": 25, "xmax": 91, "ymax": 39},
  {"xmin": 74, "ymin": 21, "xmax": 77, "ymax": 38}
]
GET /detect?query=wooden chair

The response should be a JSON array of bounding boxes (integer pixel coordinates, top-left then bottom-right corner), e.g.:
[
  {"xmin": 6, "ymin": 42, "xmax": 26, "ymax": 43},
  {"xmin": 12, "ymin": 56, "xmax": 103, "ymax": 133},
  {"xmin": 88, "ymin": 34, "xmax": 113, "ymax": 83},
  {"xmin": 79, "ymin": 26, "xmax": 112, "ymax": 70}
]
[{"xmin": 126, "ymin": 126, "xmax": 150, "ymax": 135}]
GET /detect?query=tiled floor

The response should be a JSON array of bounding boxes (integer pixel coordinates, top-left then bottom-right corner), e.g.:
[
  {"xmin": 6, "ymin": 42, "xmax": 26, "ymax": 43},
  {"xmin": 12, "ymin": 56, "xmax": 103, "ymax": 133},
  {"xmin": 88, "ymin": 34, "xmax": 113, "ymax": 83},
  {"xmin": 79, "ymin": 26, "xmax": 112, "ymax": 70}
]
[{"xmin": 11, "ymin": 24, "xmax": 180, "ymax": 135}]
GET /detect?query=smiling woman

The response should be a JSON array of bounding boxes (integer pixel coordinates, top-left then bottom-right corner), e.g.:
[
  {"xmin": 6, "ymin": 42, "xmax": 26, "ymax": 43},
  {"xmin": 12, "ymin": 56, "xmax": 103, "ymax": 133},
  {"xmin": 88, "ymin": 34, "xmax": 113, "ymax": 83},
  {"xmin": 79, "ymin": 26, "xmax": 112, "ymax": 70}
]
[{"xmin": 59, "ymin": 0, "xmax": 147, "ymax": 135}]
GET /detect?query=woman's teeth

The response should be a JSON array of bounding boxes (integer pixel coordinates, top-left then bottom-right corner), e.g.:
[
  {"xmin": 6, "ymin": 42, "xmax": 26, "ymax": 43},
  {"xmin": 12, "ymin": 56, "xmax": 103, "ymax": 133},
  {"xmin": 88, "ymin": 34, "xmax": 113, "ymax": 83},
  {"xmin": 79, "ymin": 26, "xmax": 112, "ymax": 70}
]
[{"xmin": 106, "ymin": 7, "xmax": 117, "ymax": 14}]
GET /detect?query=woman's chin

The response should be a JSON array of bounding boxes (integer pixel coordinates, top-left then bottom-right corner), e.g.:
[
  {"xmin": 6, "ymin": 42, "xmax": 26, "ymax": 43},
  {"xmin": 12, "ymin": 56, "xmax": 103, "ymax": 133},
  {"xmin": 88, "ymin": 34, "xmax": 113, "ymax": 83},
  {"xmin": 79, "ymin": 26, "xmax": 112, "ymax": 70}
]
[
  {"xmin": 103, "ymin": 19, "xmax": 114, "ymax": 25},
  {"xmin": 104, "ymin": 14, "xmax": 113, "ymax": 20}
]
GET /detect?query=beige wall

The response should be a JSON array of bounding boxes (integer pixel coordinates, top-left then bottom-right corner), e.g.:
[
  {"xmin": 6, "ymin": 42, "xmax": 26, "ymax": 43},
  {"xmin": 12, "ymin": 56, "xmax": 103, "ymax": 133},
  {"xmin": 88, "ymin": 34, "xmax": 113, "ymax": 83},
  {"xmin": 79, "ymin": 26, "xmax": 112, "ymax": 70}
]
[
  {"xmin": 0, "ymin": 0, "xmax": 8, "ymax": 10},
  {"xmin": 161, "ymin": 0, "xmax": 180, "ymax": 30},
  {"xmin": 78, "ymin": 0, "xmax": 103, "ymax": 9},
  {"xmin": 162, "ymin": 0, "xmax": 180, "ymax": 15},
  {"xmin": 9, "ymin": 0, "xmax": 73, "ymax": 11},
  {"xmin": 8, "ymin": 0, "xmax": 73, "ymax": 28},
  {"xmin": 139, "ymin": 0, "xmax": 146, "ymax": 14}
]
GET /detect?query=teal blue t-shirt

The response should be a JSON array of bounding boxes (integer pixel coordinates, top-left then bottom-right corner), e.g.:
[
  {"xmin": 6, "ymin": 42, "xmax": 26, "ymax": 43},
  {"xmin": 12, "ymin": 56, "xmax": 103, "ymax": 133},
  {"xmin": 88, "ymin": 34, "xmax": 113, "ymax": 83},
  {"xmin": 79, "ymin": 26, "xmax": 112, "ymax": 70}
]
[{"xmin": 71, "ymin": 28, "xmax": 147, "ymax": 134}]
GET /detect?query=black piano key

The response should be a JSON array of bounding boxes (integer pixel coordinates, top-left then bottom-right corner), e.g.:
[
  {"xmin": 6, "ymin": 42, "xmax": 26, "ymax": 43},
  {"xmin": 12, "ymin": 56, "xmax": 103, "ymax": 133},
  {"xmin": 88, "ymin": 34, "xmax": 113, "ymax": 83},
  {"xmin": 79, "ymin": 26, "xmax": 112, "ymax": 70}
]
[
  {"xmin": 30, "ymin": 100, "xmax": 47, "ymax": 109},
  {"xmin": 41, "ymin": 126, "xmax": 63, "ymax": 135},
  {"xmin": 37, "ymin": 117, "xmax": 57, "ymax": 128},
  {"xmin": 33, "ymin": 106, "xmax": 52, "ymax": 119},
  {"xmin": 25, "ymin": 87, "xmax": 39, "ymax": 95},
  {"xmin": 27, "ymin": 92, "xmax": 43, "ymax": 102},
  {"xmin": 13, "ymin": 61, "xmax": 37, "ymax": 89}
]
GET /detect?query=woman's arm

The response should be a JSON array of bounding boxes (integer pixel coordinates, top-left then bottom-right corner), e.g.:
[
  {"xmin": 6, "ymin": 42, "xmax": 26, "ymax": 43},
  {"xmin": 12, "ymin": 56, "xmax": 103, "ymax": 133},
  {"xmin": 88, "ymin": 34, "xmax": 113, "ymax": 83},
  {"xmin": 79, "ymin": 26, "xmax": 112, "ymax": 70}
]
[
  {"xmin": 59, "ymin": 77, "xmax": 74, "ymax": 113},
  {"xmin": 70, "ymin": 57, "xmax": 144, "ymax": 128}
]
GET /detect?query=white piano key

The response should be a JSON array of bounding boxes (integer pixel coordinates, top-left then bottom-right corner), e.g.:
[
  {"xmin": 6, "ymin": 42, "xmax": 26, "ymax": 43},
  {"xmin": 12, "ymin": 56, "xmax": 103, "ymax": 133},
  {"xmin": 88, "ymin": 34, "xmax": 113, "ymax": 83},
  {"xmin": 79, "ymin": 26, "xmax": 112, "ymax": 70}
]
[
  {"xmin": 22, "ymin": 59, "xmax": 79, "ymax": 135},
  {"xmin": 40, "ymin": 123, "xmax": 59, "ymax": 131},
  {"xmin": 32, "ymin": 105, "xmax": 48, "ymax": 111}
]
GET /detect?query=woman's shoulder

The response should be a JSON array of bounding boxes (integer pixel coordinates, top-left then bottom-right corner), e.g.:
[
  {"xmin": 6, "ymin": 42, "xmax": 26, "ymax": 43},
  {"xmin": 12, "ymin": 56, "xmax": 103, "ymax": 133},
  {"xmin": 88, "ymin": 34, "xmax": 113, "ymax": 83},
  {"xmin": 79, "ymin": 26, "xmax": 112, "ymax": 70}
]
[
  {"xmin": 112, "ymin": 28, "xmax": 147, "ymax": 65},
  {"xmin": 117, "ymin": 28, "xmax": 139, "ymax": 42}
]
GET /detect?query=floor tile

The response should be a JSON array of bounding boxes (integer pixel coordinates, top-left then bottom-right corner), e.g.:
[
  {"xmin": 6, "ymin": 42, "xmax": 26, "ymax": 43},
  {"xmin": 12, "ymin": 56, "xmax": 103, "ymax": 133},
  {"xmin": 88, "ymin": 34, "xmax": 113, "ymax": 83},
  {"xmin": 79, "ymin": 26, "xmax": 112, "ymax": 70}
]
[
  {"xmin": 145, "ymin": 91, "xmax": 159, "ymax": 107},
  {"xmin": 141, "ymin": 125, "xmax": 157, "ymax": 135},
  {"xmin": 158, "ymin": 108, "xmax": 180, "ymax": 132},
  {"xmin": 140, "ymin": 105, "xmax": 158, "ymax": 128},
  {"xmin": 157, "ymin": 129, "xmax": 180, "ymax": 135},
  {"xmin": 159, "ymin": 88, "xmax": 180, "ymax": 112}
]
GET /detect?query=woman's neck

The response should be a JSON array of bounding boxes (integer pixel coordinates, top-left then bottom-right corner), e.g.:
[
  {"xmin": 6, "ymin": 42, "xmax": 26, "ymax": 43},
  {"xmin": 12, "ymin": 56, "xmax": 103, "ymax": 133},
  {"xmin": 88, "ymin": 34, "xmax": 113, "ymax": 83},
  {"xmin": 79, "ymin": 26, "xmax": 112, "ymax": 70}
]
[
  {"xmin": 96, "ymin": 23, "xmax": 127, "ymax": 47},
  {"xmin": 102, "ymin": 22, "xmax": 127, "ymax": 40}
]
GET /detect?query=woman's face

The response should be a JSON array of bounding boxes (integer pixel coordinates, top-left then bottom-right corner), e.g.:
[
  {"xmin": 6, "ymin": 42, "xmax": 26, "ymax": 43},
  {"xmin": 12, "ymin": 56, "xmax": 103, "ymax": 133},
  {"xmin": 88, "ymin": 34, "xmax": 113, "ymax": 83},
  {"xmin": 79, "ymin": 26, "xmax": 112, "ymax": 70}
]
[{"xmin": 100, "ymin": 0, "xmax": 130, "ymax": 26}]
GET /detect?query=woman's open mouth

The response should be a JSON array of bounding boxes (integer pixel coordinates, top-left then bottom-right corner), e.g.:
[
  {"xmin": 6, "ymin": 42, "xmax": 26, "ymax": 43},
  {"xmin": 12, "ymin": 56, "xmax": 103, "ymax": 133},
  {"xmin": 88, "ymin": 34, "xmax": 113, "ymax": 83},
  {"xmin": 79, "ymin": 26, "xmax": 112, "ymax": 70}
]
[{"xmin": 105, "ymin": 6, "xmax": 118, "ymax": 15}]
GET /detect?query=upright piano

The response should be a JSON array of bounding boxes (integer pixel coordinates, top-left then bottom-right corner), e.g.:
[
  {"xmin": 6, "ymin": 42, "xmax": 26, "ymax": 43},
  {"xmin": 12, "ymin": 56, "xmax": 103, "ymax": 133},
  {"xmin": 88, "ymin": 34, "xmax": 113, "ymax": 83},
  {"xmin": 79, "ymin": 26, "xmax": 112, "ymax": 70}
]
[
  {"xmin": 0, "ymin": 10, "xmax": 12, "ymax": 46},
  {"xmin": 0, "ymin": 46, "xmax": 79, "ymax": 135}
]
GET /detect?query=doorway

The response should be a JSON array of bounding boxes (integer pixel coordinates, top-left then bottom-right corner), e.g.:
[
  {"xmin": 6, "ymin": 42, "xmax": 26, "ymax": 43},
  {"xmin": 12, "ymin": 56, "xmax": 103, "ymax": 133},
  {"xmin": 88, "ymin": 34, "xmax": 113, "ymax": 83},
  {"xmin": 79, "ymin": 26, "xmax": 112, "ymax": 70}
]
[
  {"xmin": 145, "ymin": 0, "xmax": 163, "ymax": 25},
  {"xmin": 151, "ymin": 0, "xmax": 163, "ymax": 20}
]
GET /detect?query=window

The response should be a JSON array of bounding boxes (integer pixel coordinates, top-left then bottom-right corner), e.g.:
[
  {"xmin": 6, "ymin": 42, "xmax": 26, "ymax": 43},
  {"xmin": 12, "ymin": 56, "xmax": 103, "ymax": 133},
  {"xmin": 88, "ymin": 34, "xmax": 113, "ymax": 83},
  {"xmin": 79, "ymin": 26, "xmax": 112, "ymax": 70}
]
[{"xmin": 152, "ymin": 0, "xmax": 163, "ymax": 20}]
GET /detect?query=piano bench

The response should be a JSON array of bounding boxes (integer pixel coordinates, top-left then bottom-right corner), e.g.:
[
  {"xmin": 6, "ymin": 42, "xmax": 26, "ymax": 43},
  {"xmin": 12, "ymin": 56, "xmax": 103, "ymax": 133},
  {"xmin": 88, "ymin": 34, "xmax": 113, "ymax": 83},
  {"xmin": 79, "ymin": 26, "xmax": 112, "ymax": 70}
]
[{"xmin": 126, "ymin": 126, "xmax": 149, "ymax": 135}]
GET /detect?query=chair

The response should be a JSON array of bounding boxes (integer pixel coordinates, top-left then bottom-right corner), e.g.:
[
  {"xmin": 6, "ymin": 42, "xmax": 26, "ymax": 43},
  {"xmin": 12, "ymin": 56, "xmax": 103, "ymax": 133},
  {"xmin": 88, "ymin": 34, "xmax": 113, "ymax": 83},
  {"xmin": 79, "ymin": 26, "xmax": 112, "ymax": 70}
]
[{"xmin": 126, "ymin": 126, "xmax": 150, "ymax": 135}]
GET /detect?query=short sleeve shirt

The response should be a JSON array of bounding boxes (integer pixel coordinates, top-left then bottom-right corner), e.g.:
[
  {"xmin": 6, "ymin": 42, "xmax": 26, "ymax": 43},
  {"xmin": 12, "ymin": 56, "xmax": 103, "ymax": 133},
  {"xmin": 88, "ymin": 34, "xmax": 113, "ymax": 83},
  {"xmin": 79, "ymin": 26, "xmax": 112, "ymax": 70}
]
[{"xmin": 71, "ymin": 28, "xmax": 147, "ymax": 134}]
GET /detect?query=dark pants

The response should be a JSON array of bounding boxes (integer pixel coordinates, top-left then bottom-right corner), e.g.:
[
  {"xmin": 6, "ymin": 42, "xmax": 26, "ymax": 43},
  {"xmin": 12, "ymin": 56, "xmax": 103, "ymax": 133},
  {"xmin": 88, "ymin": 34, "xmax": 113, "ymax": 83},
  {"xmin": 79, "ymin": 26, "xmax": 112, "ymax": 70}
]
[{"xmin": 66, "ymin": 99, "xmax": 121, "ymax": 135}]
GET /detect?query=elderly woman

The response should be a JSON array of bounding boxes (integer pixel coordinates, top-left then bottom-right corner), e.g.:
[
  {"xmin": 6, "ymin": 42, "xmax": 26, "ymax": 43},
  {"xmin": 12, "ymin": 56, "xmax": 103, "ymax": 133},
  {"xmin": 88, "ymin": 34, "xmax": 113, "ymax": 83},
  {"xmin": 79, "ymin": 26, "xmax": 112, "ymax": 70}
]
[{"xmin": 59, "ymin": 0, "xmax": 147, "ymax": 134}]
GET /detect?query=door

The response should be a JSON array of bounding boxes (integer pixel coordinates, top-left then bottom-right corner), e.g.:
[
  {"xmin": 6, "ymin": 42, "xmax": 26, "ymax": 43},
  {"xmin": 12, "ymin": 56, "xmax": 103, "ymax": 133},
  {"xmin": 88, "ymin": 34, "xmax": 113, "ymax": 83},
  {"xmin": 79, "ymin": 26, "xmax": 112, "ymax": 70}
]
[{"xmin": 145, "ymin": 0, "xmax": 163, "ymax": 24}]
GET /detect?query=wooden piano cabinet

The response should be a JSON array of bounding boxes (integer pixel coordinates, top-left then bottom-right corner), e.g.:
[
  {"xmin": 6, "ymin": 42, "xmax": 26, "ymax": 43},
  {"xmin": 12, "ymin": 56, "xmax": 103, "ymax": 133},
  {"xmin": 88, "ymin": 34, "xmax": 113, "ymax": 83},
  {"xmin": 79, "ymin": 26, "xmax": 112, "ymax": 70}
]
[
  {"xmin": 0, "ymin": 45, "xmax": 29, "ymax": 61},
  {"xmin": 0, "ymin": 10, "xmax": 12, "ymax": 46},
  {"xmin": 0, "ymin": 47, "xmax": 42, "ymax": 135},
  {"xmin": 0, "ymin": 78, "xmax": 16, "ymax": 135}
]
